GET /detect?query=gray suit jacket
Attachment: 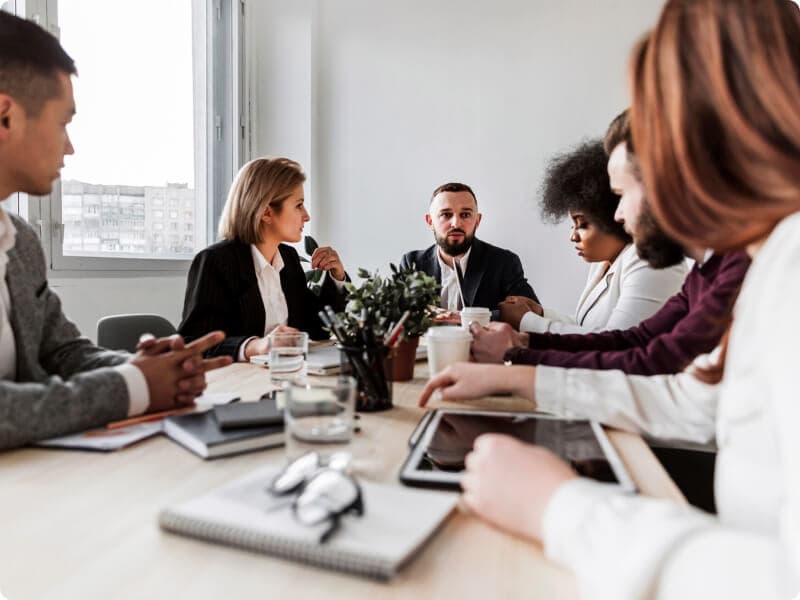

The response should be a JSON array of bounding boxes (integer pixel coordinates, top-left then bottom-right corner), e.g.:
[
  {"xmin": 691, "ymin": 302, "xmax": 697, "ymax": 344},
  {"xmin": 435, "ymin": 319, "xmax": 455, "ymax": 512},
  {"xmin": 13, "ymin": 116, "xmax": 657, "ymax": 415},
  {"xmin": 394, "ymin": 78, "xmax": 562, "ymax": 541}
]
[{"xmin": 0, "ymin": 214, "xmax": 131, "ymax": 449}]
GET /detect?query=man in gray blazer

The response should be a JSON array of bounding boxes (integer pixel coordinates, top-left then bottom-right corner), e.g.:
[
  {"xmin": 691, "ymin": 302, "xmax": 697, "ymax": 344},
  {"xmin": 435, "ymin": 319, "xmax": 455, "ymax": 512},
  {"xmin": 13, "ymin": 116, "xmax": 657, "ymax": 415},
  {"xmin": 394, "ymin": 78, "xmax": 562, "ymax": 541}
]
[{"xmin": 0, "ymin": 12, "xmax": 231, "ymax": 450}]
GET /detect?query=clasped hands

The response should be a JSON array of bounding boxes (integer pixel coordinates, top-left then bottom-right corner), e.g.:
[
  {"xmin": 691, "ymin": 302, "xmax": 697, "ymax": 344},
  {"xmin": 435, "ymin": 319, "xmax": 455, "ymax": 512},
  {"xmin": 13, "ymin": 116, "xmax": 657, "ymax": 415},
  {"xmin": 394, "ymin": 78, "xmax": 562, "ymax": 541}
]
[{"xmin": 131, "ymin": 331, "xmax": 233, "ymax": 413}]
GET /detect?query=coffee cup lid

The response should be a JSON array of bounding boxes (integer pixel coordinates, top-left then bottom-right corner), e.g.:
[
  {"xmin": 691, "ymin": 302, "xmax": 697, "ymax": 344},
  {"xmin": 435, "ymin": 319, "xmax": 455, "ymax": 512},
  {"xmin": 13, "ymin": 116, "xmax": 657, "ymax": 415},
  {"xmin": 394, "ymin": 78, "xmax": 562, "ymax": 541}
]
[
  {"xmin": 426, "ymin": 325, "xmax": 472, "ymax": 339},
  {"xmin": 461, "ymin": 306, "xmax": 490, "ymax": 314}
]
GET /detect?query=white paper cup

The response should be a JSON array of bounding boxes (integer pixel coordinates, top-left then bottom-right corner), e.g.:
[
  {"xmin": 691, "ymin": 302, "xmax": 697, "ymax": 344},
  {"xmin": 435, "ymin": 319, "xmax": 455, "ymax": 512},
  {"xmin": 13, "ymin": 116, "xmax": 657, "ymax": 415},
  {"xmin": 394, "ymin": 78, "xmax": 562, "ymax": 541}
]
[
  {"xmin": 460, "ymin": 307, "xmax": 491, "ymax": 331},
  {"xmin": 426, "ymin": 326, "xmax": 472, "ymax": 376}
]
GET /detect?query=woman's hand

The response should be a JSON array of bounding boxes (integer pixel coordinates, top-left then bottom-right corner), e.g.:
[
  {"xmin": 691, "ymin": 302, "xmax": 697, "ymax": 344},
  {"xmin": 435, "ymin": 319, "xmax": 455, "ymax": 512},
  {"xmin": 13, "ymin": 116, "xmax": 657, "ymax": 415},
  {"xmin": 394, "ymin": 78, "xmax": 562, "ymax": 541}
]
[
  {"xmin": 311, "ymin": 246, "xmax": 346, "ymax": 281},
  {"xmin": 461, "ymin": 434, "xmax": 578, "ymax": 542},
  {"xmin": 499, "ymin": 296, "xmax": 544, "ymax": 330},
  {"xmin": 243, "ymin": 325, "xmax": 300, "ymax": 359},
  {"xmin": 418, "ymin": 363, "xmax": 537, "ymax": 407}
]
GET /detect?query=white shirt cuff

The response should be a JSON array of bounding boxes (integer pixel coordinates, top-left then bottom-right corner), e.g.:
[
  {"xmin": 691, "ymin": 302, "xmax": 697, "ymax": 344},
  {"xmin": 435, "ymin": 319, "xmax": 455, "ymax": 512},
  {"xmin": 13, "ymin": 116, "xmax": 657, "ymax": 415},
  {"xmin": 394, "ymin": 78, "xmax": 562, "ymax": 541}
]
[
  {"xmin": 238, "ymin": 337, "xmax": 257, "ymax": 362},
  {"xmin": 519, "ymin": 310, "xmax": 547, "ymax": 333},
  {"xmin": 331, "ymin": 273, "xmax": 347, "ymax": 290},
  {"xmin": 541, "ymin": 478, "xmax": 626, "ymax": 566},
  {"xmin": 534, "ymin": 365, "xmax": 569, "ymax": 415},
  {"xmin": 116, "ymin": 363, "xmax": 150, "ymax": 416}
]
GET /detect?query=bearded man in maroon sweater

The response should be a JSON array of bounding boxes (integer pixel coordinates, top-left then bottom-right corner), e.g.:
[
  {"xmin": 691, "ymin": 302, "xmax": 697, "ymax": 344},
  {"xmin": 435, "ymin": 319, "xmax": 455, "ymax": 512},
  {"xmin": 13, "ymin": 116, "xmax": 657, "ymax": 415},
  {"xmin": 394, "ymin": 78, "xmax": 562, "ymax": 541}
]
[{"xmin": 471, "ymin": 110, "xmax": 750, "ymax": 376}]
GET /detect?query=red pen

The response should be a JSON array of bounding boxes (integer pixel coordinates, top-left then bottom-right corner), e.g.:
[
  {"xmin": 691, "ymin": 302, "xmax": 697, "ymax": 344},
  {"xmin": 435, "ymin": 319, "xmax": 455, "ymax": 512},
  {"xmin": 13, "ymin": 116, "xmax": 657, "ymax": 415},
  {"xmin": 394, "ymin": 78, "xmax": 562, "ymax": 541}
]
[{"xmin": 386, "ymin": 324, "xmax": 405, "ymax": 348}]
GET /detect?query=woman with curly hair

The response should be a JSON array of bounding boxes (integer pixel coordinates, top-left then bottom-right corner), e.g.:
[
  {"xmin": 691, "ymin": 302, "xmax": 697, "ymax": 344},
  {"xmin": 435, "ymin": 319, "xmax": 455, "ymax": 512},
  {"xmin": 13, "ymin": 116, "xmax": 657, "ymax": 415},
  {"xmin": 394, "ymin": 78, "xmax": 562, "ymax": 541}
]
[{"xmin": 500, "ymin": 138, "xmax": 686, "ymax": 334}]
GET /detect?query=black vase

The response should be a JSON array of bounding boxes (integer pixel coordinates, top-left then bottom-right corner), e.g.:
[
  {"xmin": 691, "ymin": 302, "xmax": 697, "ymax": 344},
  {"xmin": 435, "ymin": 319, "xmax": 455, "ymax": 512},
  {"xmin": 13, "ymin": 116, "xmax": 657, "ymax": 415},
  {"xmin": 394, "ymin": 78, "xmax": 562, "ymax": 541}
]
[{"xmin": 338, "ymin": 344, "xmax": 393, "ymax": 412}]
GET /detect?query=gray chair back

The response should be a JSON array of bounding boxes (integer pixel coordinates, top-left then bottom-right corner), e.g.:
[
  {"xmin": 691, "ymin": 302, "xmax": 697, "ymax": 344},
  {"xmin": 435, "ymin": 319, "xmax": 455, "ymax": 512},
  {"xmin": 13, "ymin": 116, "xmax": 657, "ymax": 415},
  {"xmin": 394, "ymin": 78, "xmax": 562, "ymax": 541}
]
[{"xmin": 97, "ymin": 314, "xmax": 177, "ymax": 352}]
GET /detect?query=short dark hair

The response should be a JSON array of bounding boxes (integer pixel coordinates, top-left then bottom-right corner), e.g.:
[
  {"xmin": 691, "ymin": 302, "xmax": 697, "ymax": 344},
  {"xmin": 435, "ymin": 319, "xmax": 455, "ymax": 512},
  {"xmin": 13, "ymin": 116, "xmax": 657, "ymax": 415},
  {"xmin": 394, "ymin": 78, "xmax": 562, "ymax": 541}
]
[
  {"xmin": 539, "ymin": 139, "xmax": 631, "ymax": 242},
  {"xmin": 430, "ymin": 182, "xmax": 477, "ymax": 206},
  {"xmin": 604, "ymin": 109, "xmax": 633, "ymax": 156},
  {"xmin": 0, "ymin": 12, "xmax": 76, "ymax": 117}
]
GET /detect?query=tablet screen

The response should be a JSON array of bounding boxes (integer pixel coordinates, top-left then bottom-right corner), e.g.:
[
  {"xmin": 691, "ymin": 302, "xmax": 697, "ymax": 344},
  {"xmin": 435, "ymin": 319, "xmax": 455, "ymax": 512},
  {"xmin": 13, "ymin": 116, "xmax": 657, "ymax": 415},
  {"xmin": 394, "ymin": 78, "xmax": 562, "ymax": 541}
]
[{"xmin": 409, "ymin": 412, "xmax": 622, "ymax": 485}]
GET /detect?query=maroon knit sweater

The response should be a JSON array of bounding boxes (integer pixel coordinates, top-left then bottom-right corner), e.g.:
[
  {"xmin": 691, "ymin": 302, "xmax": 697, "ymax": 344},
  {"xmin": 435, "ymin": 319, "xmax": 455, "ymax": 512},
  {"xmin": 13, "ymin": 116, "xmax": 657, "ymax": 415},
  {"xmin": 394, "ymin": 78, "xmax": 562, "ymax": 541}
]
[{"xmin": 504, "ymin": 251, "xmax": 750, "ymax": 375}]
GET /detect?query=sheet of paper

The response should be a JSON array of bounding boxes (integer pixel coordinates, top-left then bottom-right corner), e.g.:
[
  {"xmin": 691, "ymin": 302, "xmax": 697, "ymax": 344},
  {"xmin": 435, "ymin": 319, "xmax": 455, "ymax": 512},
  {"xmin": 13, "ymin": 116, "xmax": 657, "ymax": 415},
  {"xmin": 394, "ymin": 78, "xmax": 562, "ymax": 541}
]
[
  {"xmin": 194, "ymin": 392, "xmax": 241, "ymax": 407},
  {"xmin": 35, "ymin": 422, "xmax": 162, "ymax": 452}
]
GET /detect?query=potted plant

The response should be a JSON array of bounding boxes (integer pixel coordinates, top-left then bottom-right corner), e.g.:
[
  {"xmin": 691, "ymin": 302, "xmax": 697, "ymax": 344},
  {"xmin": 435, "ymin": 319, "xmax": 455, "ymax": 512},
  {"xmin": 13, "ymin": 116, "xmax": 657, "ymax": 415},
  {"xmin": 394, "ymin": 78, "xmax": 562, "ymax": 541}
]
[
  {"xmin": 321, "ymin": 265, "xmax": 440, "ymax": 410},
  {"xmin": 383, "ymin": 264, "xmax": 440, "ymax": 380}
]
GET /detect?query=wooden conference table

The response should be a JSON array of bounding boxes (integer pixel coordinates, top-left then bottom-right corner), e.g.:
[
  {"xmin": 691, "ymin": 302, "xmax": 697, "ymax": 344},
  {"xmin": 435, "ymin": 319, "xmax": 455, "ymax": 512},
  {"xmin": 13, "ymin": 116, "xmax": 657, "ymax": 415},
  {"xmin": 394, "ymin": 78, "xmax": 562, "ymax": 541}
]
[{"xmin": 0, "ymin": 363, "xmax": 684, "ymax": 600}]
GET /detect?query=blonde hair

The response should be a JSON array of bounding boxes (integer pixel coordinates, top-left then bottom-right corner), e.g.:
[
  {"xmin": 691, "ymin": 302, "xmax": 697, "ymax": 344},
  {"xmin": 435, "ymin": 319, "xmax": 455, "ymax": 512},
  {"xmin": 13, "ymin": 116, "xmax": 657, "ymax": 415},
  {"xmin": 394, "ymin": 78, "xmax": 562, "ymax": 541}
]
[{"xmin": 217, "ymin": 157, "xmax": 306, "ymax": 244}]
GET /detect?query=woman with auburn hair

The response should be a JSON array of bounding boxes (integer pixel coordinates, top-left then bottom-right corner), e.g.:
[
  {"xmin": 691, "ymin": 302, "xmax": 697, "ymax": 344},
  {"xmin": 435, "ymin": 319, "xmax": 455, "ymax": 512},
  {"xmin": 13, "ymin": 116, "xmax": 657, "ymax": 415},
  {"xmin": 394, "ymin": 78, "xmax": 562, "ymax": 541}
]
[
  {"xmin": 418, "ymin": 1, "xmax": 800, "ymax": 597},
  {"xmin": 179, "ymin": 157, "xmax": 349, "ymax": 359}
]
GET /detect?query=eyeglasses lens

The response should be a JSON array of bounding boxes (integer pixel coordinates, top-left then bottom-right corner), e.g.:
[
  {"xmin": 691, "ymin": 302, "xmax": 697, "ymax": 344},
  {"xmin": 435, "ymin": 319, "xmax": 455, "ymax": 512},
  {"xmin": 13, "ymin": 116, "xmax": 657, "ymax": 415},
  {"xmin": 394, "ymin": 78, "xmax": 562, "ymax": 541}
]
[{"xmin": 294, "ymin": 470, "xmax": 360, "ymax": 526}]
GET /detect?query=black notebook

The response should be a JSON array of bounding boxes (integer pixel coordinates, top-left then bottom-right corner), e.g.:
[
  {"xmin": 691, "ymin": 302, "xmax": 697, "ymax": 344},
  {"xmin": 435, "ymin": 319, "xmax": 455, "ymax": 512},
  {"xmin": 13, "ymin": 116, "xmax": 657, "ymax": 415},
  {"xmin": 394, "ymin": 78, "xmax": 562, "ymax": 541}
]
[{"xmin": 163, "ymin": 410, "xmax": 284, "ymax": 459}]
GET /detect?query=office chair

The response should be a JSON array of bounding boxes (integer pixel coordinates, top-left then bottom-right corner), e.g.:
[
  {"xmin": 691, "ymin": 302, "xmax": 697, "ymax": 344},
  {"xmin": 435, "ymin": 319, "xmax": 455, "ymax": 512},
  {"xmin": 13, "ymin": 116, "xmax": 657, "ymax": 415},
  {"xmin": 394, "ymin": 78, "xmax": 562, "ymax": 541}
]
[{"xmin": 97, "ymin": 313, "xmax": 177, "ymax": 352}]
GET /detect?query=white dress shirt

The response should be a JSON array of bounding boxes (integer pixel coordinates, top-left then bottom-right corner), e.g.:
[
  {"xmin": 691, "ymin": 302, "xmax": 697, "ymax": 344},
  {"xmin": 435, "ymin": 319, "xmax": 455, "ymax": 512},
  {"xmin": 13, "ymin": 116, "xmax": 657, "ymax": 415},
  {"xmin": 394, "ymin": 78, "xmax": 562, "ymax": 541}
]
[
  {"xmin": 437, "ymin": 247, "xmax": 472, "ymax": 311},
  {"xmin": 0, "ymin": 208, "xmax": 18, "ymax": 380},
  {"xmin": 533, "ymin": 212, "xmax": 800, "ymax": 599},
  {"xmin": 0, "ymin": 207, "xmax": 148, "ymax": 417},
  {"xmin": 520, "ymin": 243, "xmax": 687, "ymax": 334},
  {"xmin": 252, "ymin": 244, "xmax": 290, "ymax": 335},
  {"xmin": 236, "ymin": 245, "xmax": 290, "ymax": 362}
]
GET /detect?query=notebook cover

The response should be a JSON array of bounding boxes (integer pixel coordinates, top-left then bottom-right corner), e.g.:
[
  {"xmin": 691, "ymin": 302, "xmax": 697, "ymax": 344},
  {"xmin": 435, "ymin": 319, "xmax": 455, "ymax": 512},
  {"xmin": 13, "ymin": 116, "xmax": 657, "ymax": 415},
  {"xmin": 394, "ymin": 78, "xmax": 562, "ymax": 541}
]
[
  {"xmin": 159, "ymin": 465, "xmax": 457, "ymax": 579},
  {"xmin": 164, "ymin": 411, "xmax": 284, "ymax": 459}
]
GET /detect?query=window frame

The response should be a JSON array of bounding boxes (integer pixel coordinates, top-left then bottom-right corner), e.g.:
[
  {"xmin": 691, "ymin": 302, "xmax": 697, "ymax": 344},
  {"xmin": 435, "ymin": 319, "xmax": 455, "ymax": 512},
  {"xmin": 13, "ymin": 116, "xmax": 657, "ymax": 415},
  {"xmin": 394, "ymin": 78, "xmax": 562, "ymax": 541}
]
[{"xmin": 21, "ymin": 0, "xmax": 246, "ymax": 274}]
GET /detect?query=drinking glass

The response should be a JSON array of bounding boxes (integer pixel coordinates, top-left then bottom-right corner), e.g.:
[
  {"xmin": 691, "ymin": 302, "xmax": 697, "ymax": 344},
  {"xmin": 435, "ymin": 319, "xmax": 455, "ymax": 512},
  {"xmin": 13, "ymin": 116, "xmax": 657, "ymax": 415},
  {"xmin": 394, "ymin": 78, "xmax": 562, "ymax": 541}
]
[
  {"xmin": 268, "ymin": 331, "xmax": 309, "ymax": 391},
  {"xmin": 283, "ymin": 376, "xmax": 357, "ymax": 462}
]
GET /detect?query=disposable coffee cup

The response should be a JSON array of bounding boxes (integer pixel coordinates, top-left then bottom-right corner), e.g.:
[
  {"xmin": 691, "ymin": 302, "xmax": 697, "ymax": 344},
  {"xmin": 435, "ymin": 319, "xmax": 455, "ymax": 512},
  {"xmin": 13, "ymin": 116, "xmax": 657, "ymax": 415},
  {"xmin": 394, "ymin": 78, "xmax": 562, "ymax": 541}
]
[
  {"xmin": 460, "ymin": 307, "xmax": 491, "ymax": 331},
  {"xmin": 426, "ymin": 326, "xmax": 472, "ymax": 376}
]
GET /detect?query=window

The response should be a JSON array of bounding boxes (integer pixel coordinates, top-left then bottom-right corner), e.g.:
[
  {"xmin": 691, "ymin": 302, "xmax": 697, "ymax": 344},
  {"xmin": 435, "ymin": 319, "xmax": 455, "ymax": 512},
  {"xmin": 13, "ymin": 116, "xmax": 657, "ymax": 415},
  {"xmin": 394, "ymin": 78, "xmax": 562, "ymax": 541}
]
[{"xmin": 13, "ymin": 0, "xmax": 245, "ymax": 272}]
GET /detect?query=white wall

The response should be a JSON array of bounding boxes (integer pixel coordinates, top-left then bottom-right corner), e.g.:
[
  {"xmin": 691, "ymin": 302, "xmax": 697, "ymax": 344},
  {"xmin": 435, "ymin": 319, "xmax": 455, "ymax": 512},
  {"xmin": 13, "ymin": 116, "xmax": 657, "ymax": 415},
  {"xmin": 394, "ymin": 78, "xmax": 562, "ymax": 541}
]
[
  {"xmin": 251, "ymin": 0, "xmax": 663, "ymax": 312},
  {"xmin": 56, "ymin": 0, "xmax": 664, "ymax": 340},
  {"xmin": 51, "ymin": 275, "xmax": 186, "ymax": 342}
]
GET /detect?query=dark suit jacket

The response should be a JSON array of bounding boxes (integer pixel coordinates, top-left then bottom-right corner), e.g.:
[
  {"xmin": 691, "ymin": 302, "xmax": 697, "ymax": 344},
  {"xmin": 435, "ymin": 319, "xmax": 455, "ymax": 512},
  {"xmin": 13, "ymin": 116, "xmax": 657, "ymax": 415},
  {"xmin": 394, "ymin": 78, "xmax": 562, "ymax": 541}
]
[
  {"xmin": 179, "ymin": 239, "xmax": 347, "ymax": 358},
  {"xmin": 400, "ymin": 238, "xmax": 538, "ymax": 318}
]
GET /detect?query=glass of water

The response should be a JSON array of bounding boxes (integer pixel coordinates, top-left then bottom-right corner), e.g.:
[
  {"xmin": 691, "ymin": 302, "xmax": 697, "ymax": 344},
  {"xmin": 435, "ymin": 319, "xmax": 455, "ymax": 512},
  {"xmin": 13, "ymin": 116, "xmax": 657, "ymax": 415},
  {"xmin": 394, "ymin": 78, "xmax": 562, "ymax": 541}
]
[
  {"xmin": 284, "ymin": 376, "xmax": 357, "ymax": 462},
  {"xmin": 269, "ymin": 331, "xmax": 309, "ymax": 391}
]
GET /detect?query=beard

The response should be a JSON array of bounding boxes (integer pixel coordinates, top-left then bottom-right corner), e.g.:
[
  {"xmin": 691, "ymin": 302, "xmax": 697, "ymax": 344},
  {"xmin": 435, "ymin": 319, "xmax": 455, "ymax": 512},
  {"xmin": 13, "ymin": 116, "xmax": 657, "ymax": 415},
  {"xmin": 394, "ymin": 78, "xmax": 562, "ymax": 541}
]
[
  {"xmin": 633, "ymin": 208, "xmax": 685, "ymax": 269},
  {"xmin": 435, "ymin": 228, "xmax": 475, "ymax": 256}
]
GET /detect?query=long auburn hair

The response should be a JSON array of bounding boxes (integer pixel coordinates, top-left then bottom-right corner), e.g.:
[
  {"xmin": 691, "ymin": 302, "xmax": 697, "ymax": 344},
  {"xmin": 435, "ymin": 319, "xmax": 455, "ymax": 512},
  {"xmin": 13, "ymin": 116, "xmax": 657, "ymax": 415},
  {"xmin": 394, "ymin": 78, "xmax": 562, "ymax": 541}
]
[{"xmin": 630, "ymin": 0, "xmax": 800, "ymax": 383}]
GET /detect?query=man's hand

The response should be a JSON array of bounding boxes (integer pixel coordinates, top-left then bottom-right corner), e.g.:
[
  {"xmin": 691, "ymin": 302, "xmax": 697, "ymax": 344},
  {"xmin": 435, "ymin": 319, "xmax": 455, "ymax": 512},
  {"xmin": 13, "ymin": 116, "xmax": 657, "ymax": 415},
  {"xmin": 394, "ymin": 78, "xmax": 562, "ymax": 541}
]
[
  {"xmin": 432, "ymin": 310, "xmax": 461, "ymax": 325},
  {"xmin": 499, "ymin": 296, "xmax": 544, "ymax": 330},
  {"xmin": 418, "ymin": 362, "xmax": 536, "ymax": 407},
  {"xmin": 461, "ymin": 434, "xmax": 577, "ymax": 542},
  {"xmin": 243, "ymin": 325, "xmax": 301, "ymax": 360},
  {"xmin": 470, "ymin": 322, "xmax": 529, "ymax": 363},
  {"xmin": 130, "ymin": 331, "xmax": 232, "ymax": 411},
  {"xmin": 311, "ymin": 246, "xmax": 346, "ymax": 281}
]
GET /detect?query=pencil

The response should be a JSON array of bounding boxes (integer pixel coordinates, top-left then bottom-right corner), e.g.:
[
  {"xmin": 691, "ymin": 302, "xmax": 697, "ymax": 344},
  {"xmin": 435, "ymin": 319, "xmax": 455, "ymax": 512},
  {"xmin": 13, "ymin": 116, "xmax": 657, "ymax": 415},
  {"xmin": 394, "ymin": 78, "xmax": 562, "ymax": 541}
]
[{"xmin": 106, "ymin": 405, "xmax": 196, "ymax": 430}]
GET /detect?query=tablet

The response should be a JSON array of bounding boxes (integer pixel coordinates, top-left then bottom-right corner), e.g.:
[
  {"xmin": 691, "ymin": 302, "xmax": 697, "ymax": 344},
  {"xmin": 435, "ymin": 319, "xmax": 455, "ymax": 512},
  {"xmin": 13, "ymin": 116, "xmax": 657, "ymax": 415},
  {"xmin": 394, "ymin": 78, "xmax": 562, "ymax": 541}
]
[{"xmin": 399, "ymin": 409, "xmax": 636, "ymax": 493}]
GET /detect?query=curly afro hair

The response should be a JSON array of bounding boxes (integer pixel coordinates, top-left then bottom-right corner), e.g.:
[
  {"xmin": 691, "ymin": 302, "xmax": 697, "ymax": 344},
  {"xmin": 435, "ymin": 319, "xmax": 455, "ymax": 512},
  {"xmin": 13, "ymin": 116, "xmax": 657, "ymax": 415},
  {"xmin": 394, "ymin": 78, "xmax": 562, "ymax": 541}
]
[{"xmin": 539, "ymin": 139, "xmax": 631, "ymax": 242}]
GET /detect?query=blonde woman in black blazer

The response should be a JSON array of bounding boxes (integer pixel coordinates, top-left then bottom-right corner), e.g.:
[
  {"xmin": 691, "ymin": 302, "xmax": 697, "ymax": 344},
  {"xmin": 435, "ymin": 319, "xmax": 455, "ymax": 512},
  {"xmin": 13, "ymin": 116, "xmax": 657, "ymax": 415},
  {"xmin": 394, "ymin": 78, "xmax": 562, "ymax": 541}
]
[{"xmin": 179, "ymin": 157, "xmax": 349, "ymax": 359}]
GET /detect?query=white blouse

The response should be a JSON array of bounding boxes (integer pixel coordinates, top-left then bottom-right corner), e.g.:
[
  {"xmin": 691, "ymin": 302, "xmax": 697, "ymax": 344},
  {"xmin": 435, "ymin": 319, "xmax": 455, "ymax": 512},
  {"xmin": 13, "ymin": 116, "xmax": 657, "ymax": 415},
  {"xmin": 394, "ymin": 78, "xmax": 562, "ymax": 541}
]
[
  {"xmin": 251, "ymin": 244, "xmax": 289, "ymax": 336},
  {"xmin": 0, "ymin": 208, "xmax": 18, "ymax": 380},
  {"xmin": 520, "ymin": 243, "xmax": 687, "ymax": 334},
  {"xmin": 533, "ymin": 212, "xmax": 800, "ymax": 599}
]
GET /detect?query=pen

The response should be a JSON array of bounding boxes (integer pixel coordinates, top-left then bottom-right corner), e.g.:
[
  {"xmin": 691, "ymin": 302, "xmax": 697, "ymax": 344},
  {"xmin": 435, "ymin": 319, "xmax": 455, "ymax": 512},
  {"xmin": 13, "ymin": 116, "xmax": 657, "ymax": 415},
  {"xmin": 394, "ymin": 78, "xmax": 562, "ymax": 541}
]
[
  {"xmin": 385, "ymin": 310, "xmax": 410, "ymax": 345},
  {"xmin": 106, "ymin": 405, "xmax": 196, "ymax": 430},
  {"xmin": 386, "ymin": 324, "xmax": 405, "ymax": 348}
]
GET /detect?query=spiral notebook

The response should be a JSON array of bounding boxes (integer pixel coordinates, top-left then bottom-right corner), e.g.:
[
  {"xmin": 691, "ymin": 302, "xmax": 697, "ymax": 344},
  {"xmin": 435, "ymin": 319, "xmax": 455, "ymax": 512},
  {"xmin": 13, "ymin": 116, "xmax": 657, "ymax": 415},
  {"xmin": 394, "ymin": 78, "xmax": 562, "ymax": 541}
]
[{"xmin": 159, "ymin": 465, "xmax": 457, "ymax": 580}]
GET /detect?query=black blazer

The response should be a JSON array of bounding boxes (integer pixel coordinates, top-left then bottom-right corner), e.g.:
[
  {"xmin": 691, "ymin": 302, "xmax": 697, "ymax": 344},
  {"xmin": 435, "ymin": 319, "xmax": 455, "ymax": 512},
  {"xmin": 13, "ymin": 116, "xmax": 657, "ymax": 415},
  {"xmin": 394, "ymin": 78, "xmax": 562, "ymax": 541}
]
[
  {"xmin": 400, "ymin": 238, "xmax": 539, "ymax": 319},
  {"xmin": 179, "ymin": 239, "xmax": 347, "ymax": 358}
]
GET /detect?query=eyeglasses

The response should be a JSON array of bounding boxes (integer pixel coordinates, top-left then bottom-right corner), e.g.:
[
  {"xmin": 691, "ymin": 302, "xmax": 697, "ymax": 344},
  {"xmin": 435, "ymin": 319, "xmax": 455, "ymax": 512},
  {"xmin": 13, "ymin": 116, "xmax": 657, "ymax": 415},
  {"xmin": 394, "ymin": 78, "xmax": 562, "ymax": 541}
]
[{"xmin": 267, "ymin": 451, "xmax": 364, "ymax": 543}]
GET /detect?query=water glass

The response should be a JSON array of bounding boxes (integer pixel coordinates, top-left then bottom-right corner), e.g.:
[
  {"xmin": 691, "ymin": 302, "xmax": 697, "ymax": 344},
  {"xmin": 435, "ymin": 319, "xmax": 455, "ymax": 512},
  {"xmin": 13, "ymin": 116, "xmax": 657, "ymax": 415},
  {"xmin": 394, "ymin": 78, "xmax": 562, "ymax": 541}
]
[
  {"xmin": 269, "ymin": 331, "xmax": 309, "ymax": 390},
  {"xmin": 284, "ymin": 376, "xmax": 357, "ymax": 462}
]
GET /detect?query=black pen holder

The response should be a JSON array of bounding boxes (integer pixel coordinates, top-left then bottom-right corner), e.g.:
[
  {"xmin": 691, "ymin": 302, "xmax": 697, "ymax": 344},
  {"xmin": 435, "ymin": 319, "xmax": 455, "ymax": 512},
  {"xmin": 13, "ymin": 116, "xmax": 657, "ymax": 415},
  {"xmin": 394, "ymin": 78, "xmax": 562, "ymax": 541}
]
[{"xmin": 338, "ymin": 344, "xmax": 393, "ymax": 412}]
